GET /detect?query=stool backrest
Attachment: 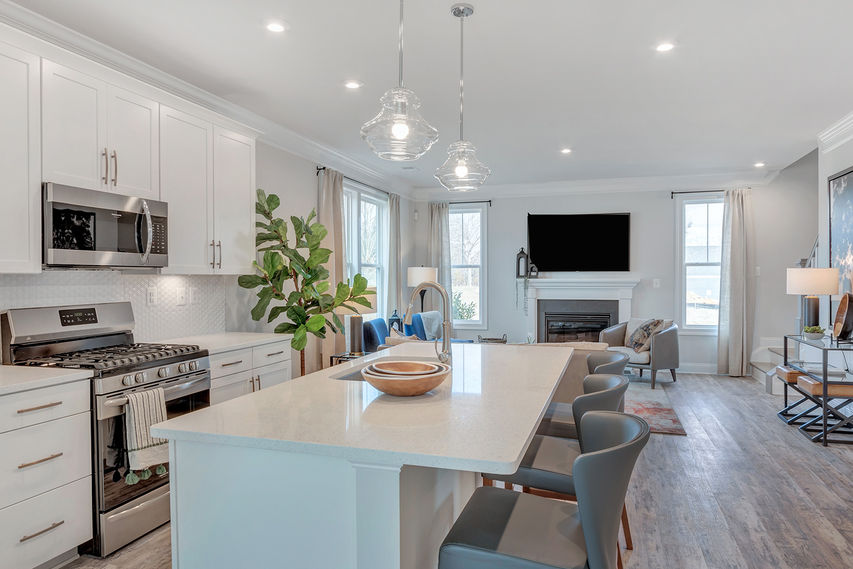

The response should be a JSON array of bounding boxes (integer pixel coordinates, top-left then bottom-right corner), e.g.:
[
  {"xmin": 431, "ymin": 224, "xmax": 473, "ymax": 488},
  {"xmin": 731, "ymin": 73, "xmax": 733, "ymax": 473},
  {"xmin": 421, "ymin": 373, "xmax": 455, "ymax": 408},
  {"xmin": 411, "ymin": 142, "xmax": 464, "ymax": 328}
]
[
  {"xmin": 586, "ymin": 351, "xmax": 629, "ymax": 375},
  {"xmin": 573, "ymin": 374, "xmax": 629, "ymax": 449},
  {"xmin": 574, "ymin": 411, "xmax": 650, "ymax": 569}
]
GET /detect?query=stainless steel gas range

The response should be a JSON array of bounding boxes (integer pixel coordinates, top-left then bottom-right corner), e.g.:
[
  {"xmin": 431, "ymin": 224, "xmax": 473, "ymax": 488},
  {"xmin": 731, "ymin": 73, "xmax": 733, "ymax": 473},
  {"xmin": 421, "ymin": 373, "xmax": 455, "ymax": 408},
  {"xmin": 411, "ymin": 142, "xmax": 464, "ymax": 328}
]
[{"xmin": 1, "ymin": 302, "xmax": 210, "ymax": 557}]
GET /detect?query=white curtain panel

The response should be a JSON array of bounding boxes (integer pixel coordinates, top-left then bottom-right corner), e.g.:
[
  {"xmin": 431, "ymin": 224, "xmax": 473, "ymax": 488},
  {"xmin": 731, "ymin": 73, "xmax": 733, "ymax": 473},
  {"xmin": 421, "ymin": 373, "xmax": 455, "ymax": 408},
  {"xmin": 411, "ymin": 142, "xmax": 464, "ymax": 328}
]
[
  {"xmin": 717, "ymin": 188, "xmax": 755, "ymax": 376},
  {"xmin": 386, "ymin": 193, "xmax": 403, "ymax": 317},
  {"xmin": 318, "ymin": 168, "xmax": 346, "ymax": 367},
  {"xmin": 427, "ymin": 202, "xmax": 454, "ymax": 316}
]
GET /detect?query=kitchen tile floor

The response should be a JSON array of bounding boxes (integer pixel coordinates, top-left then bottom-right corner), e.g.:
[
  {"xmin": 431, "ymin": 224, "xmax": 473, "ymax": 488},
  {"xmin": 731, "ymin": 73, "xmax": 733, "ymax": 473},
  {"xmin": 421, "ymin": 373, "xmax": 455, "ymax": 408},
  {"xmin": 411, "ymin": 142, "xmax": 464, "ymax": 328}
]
[{"xmin": 66, "ymin": 373, "xmax": 853, "ymax": 568}]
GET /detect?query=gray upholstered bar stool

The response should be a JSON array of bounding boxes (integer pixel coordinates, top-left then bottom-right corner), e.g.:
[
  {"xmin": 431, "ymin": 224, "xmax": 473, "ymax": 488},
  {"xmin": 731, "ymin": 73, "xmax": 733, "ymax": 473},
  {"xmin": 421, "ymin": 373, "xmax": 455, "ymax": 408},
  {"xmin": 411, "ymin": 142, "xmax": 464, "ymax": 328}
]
[
  {"xmin": 484, "ymin": 375, "xmax": 634, "ymax": 556},
  {"xmin": 441, "ymin": 412, "xmax": 650, "ymax": 569},
  {"xmin": 539, "ymin": 352, "xmax": 629, "ymax": 439}
]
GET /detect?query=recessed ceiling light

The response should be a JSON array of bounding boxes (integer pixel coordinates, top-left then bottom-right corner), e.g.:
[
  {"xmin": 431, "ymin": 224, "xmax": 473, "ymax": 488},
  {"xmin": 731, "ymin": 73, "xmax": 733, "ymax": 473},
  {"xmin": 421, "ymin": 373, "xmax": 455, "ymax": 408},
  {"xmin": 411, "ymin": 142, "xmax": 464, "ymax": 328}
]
[
  {"xmin": 754, "ymin": 162, "xmax": 765, "ymax": 168},
  {"xmin": 266, "ymin": 21, "xmax": 286, "ymax": 33},
  {"xmin": 560, "ymin": 148, "xmax": 572, "ymax": 154},
  {"xmin": 344, "ymin": 80, "xmax": 364, "ymax": 89},
  {"xmin": 655, "ymin": 42, "xmax": 675, "ymax": 52}
]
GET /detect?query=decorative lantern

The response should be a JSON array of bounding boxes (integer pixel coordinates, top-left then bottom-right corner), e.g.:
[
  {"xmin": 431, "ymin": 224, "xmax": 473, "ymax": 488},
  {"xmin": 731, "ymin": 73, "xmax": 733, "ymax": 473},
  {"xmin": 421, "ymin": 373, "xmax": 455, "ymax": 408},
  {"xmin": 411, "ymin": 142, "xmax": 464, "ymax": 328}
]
[
  {"xmin": 528, "ymin": 264, "xmax": 539, "ymax": 278},
  {"xmin": 516, "ymin": 248, "xmax": 529, "ymax": 278},
  {"xmin": 388, "ymin": 309, "xmax": 403, "ymax": 333}
]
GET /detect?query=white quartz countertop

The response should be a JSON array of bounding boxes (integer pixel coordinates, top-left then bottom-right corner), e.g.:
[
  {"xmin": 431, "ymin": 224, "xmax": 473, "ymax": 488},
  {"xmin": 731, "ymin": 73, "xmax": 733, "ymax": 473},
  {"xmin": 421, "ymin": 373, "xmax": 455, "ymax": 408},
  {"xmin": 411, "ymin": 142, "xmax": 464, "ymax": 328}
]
[
  {"xmin": 159, "ymin": 332, "xmax": 290, "ymax": 354},
  {"xmin": 0, "ymin": 366, "xmax": 93, "ymax": 396},
  {"xmin": 152, "ymin": 343, "xmax": 571, "ymax": 474}
]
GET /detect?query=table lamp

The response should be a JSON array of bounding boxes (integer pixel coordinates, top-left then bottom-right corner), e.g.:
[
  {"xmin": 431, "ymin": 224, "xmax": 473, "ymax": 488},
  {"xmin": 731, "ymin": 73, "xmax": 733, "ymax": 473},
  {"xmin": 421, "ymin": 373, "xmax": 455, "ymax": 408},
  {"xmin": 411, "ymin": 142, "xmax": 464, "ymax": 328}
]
[
  {"xmin": 334, "ymin": 287, "xmax": 376, "ymax": 356},
  {"xmin": 786, "ymin": 267, "xmax": 839, "ymax": 328},
  {"xmin": 407, "ymin": 266, "xmax": 438, "ymax": 312}
]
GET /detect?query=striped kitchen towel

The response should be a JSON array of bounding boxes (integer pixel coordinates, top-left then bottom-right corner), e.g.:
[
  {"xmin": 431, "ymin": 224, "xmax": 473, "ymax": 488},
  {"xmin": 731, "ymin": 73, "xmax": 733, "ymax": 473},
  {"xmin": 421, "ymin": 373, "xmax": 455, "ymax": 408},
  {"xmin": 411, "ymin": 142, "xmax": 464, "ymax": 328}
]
[{"xmin": 124, "ymin": 387, "xmax": 169, "ymax": 471}]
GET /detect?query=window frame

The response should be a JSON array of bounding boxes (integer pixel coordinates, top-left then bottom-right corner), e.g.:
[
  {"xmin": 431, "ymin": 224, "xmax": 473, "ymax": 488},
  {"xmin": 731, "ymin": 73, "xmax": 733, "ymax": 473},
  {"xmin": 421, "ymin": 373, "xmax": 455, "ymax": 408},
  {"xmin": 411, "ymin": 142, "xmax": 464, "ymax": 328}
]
[
  {"xmin": 449, "ymin": 202, "xmax": 488, "ymax": 330},
  {"xmin": 343, "ymin": 180, "xmax": 389, "ymax": 319},
  {"xmin": 674, "ymin": 193, "xmax": 724, "ymax": 335}
]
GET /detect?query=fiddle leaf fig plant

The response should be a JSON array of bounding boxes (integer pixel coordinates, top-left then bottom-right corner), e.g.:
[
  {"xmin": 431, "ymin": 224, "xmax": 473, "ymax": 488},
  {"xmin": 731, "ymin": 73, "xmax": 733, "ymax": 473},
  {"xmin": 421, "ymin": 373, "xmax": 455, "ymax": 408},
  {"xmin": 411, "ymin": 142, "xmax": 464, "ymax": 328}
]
[{"xmin": 238, "ymin": 189, "xmax": 373, "ymax": 375}]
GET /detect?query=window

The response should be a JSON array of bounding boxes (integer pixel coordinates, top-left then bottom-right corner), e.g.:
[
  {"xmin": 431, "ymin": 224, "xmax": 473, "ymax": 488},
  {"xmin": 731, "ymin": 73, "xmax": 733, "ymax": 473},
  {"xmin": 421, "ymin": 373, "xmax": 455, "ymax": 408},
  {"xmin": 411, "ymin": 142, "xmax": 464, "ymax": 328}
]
[
  {"xmin": 343, "ymin": 181, "xmax": 388, "ymax": 318},
  {"xmin": 449, "ymin": 203, "xmax": 487, "ymax": 328},
  {"xmin": 678, "ymin": 196, "xmax": 724, "ymax": 330}
]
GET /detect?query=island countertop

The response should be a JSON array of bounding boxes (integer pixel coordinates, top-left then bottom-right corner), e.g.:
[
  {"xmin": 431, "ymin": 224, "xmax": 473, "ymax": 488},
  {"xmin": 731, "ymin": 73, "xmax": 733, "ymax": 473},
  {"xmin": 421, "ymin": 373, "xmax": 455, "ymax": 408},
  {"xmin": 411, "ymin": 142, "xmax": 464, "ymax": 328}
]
[{"xmin": 152, "ymin": 342, "xmax": 571, "ymax": 474}]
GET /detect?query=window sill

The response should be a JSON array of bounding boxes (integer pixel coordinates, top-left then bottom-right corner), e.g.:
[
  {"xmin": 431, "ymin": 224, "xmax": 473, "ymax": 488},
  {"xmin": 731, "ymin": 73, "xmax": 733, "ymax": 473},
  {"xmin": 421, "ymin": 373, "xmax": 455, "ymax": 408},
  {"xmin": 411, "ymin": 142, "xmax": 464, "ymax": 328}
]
[
  {"xmin": 453, "ymin": 321, "xmax": 488, "ymax": 331},
  {"xmin": 679, "ymin": 327, "xmax": 718, "ymax": 337}
]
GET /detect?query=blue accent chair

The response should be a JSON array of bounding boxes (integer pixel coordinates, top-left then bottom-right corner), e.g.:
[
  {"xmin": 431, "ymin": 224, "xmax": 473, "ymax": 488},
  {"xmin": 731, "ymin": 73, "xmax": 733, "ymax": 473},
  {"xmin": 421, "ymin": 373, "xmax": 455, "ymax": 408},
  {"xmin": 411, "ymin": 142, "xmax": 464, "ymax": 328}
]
[
  {"xmin": 363, "ymin": 318, "xmax": 389, "ymax": 353},
  {"xmin": 404, "ymin": 312, "xmax": 473, "ymax": 344}
]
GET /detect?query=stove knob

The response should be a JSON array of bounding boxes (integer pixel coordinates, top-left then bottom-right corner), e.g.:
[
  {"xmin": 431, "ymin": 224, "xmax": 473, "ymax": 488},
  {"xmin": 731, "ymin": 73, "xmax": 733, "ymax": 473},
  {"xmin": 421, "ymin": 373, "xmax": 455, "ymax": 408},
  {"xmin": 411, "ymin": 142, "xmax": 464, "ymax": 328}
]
[
  {"xmin": 122, "ymin": 375, "xmax": 134, "ymax": 386},
  {"xmin": 178, "ymin": 363, "xmax": 188, "ymax": 374},
  {"xmin": 158, "ymin": 367, "xmax": 169, "ymax": 378},
  {"xmin": 189, "ymin": 361, "xmax": 198, "ymax": 371},
  {"xmin": 135, "ymin": 372, "xmax": 146, "ymax": 384}
]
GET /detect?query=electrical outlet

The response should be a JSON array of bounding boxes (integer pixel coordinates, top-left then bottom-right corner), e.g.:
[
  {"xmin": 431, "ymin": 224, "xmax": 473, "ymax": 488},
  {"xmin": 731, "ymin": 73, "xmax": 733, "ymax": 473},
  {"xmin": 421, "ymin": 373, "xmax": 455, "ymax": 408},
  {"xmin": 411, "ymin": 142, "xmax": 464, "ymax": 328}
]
[
  {"xmin": 652, "ymin": 278, "xmax": 661, "ymax": 289},
  {"xmin": 147, "ymin": 287, "xmax": 158, "ymax": 306},
  {"xmin": 176, "ymin": 287, "xmax": 187, "ymax": 306}
]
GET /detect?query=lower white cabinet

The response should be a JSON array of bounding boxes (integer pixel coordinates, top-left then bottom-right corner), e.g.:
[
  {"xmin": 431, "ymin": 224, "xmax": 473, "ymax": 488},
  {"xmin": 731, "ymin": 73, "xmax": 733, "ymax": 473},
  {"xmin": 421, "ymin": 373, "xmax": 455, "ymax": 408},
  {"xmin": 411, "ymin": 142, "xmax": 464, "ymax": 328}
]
[
  {"xmin": 208, "ymin": 340, "xmax": 292, "ymax": 405},
  {"xmin": 0, "ymin": 378, "xmax": 92, "ymax": 569}
]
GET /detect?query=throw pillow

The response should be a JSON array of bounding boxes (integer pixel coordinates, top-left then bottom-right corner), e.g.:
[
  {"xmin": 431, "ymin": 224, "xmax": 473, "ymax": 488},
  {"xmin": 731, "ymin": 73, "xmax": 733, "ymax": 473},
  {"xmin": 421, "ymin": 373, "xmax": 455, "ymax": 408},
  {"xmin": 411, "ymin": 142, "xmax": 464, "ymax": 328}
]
[{"xmin": 627, "ymin": 318, "xmax": 663, "ymax": 353}]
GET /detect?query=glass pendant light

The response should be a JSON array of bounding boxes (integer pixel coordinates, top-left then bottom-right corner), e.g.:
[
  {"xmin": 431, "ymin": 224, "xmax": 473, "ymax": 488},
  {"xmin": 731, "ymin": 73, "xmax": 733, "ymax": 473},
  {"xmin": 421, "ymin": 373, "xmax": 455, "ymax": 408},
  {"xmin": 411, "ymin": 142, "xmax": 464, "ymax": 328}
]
[
  {"xmin": 435, "ymin": 3, "xmax": 490, "ymax": 192},
  {"xmin": 361, "ymin": 0, "xmax": 439, "ymax": 161}
]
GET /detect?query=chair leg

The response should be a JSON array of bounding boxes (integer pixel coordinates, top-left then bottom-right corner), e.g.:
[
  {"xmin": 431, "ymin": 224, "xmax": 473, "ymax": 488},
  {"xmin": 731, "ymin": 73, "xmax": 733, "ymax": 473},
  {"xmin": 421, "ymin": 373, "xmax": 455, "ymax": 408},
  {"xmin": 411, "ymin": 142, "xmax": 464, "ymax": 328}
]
[
  {"xmin": 671, "ymin": 369, "xmax": 677, "ymax": 382},
  {"xmin": 651, "ymin": 369, "xmax": 657, "ymax": 390},
  {"xmin": 638, "ymin": 368, "xmax": 643, "ymax": 377},
  {"xmin": 621, "ymin": 503, "xmax": 633, "ymax": 550},
  {"xmin": 617, "ymin": 542, "xmax": 624, "ymax": 569}
]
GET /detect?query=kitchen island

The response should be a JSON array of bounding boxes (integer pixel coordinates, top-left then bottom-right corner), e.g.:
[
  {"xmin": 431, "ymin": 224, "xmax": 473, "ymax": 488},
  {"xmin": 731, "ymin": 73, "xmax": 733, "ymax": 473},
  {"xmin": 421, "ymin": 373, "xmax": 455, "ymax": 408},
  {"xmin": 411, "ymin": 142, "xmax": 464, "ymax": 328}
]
[{"xmin": 152, "ymin": 342, "xmax": 572, "ymax": 569}]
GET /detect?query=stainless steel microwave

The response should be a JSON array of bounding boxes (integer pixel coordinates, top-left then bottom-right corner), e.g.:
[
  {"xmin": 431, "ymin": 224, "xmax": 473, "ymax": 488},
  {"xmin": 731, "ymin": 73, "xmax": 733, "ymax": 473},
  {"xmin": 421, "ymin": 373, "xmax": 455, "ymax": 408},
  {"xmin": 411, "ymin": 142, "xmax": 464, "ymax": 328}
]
[{"xmin": 43, "ymin": 183, "xmax": 168, "ymax": 269}]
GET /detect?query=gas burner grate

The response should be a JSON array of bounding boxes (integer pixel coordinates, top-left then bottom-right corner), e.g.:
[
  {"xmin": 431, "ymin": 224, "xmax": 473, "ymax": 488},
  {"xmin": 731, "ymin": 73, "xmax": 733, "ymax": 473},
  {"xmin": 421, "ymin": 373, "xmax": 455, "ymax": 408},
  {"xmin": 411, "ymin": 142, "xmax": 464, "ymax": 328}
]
[{"xmin": 23, "ymin": 343, "xmax": 201, "ymax": 369}]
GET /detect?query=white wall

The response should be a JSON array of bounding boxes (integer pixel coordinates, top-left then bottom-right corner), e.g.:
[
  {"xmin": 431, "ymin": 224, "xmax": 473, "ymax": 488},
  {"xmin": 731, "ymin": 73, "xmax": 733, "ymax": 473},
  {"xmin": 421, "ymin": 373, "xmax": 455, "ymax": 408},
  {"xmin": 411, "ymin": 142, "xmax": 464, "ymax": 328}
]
[{"xmin": 752, "ymin": 150, "xmax": 818, "ymax": 353}]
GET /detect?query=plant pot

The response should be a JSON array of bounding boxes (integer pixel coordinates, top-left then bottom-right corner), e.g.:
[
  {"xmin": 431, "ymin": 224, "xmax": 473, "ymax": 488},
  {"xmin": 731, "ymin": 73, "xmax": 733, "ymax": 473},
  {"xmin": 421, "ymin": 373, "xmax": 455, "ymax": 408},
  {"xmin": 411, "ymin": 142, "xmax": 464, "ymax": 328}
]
[{"xmin": 803, "ymin": 332, "xmax": 825, "ymax": 341}]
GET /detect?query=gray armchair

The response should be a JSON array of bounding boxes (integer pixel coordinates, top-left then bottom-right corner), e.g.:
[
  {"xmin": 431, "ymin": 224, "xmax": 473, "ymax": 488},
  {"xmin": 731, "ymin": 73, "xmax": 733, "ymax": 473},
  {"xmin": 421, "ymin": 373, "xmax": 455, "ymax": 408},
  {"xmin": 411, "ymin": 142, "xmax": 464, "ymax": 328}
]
[{"xmin": 599, "ymin": 320, "xmax": 679, "ymax": 389}]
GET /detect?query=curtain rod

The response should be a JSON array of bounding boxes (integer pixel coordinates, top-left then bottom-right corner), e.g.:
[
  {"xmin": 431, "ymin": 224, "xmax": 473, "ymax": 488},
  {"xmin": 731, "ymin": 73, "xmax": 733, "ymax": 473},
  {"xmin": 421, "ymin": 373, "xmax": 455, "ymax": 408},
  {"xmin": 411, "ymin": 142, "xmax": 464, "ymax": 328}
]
[
  {"xmin": 670, "ymin": 189, "xmax": 725, "ymax": 199},
  {"xmin": 316, "ymin": 166, "xmax": 390, "ymax": 196},
  {"xmin": 449, "ymin": 199, "xmax": 492, "ymax": 206}
]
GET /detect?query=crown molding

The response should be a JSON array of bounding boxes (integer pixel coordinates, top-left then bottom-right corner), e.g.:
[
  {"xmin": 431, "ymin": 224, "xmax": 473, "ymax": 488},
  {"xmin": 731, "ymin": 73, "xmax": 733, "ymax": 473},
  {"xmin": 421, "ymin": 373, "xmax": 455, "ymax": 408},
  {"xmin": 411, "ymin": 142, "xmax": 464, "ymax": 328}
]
[
  {"xmin": 817, "ymin": 110, "xmax": 853, "ymax": 153},
  {"xmin": 410, "ymin": 169, "xmax": 777, "ymax": 202},
  {"xmin": 0, "ymin": 0, "xmax": 409, "ymax": 194}
]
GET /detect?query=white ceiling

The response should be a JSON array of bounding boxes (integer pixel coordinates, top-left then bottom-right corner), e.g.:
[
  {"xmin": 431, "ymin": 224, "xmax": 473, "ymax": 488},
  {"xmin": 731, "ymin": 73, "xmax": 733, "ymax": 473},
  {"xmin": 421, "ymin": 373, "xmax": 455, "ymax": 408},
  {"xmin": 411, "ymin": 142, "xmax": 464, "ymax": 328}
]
[{"xmin": 13, "ymin": 0, "xmax": 853, "ymax": 190}]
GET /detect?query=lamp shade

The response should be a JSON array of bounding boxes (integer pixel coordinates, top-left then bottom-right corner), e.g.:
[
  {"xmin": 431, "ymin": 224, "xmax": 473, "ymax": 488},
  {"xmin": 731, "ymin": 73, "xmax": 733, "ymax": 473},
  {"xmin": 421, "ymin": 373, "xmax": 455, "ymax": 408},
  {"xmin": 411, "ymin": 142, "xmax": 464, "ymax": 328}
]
[
  {"xmin": 407, "ymin": 266, "xmax": 438, "ymax": 287},
  {"xmin": 786, "ymin": 268, "xmax": 839, "ymax": 295},
  {"xmin": 333, "ymin": 287, "xmax": 377, "ymax": 316}
]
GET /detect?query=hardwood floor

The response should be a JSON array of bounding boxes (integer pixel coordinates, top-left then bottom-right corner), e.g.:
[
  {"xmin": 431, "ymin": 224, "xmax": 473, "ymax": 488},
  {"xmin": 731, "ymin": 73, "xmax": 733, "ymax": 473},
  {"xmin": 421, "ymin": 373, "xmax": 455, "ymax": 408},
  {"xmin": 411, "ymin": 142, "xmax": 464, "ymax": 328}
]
[{"xmin": 66, "ymin": 373, "xmax": 853, "ymax": 569}]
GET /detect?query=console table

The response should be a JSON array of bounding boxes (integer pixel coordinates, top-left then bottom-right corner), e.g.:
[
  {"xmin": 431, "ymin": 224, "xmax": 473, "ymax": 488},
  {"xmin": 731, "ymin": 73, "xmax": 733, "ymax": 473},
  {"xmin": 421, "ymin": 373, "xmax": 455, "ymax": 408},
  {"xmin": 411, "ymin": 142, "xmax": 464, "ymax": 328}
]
[{"xmin": 781, "ymin": 335, "xmax": 853, "ymax": 446}]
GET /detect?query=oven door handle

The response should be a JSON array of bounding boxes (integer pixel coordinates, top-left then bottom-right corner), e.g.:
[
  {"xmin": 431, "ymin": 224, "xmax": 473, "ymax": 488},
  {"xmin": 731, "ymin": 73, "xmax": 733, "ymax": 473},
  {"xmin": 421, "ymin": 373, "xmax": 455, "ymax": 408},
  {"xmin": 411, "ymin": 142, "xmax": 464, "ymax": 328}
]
[
  {"xmin": 140, "ymin": 199, "xmax": 153, "ymax": 264},
  {"xmin": 103, "ymin": 374, "xmax": 210, "ymax": 408}
]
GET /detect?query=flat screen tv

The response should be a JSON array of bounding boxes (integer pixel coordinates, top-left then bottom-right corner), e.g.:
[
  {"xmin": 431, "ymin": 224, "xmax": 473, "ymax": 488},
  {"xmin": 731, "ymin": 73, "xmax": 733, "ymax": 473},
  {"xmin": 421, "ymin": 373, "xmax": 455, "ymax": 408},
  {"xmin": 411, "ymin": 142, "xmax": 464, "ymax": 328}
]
[{"xmin": 527, "ymin": 213, "xmax": 630, "ymax": 271}]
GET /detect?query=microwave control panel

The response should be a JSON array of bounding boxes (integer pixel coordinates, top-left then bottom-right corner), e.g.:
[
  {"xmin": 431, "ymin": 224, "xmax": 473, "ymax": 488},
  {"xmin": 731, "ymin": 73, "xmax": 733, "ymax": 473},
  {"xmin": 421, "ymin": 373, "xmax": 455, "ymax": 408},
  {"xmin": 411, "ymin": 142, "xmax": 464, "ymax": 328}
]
[{"xmin": 150, "ymin": 217, "xmax": 167, "ymax": 254}]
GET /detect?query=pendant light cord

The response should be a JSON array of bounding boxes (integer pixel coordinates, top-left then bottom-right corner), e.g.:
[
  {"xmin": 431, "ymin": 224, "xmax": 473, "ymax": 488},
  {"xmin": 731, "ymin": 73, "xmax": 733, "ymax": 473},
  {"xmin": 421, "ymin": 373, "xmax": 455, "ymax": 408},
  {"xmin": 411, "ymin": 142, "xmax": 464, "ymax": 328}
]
[
  {"xmin": 398, "ymin": 0, "xmax": 404, "ymax": 87},
  {"xmin": 459, "ymin": 13, "xmax": 465, "ymax": 141}
]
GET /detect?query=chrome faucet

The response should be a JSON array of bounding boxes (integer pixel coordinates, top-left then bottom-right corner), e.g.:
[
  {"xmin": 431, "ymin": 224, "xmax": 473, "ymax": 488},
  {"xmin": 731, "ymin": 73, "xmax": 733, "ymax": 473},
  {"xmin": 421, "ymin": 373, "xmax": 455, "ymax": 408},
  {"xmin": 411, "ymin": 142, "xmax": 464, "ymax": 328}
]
[{"xmin": 404, "ymin": 280, "xmax": 452, "ymax": 364}]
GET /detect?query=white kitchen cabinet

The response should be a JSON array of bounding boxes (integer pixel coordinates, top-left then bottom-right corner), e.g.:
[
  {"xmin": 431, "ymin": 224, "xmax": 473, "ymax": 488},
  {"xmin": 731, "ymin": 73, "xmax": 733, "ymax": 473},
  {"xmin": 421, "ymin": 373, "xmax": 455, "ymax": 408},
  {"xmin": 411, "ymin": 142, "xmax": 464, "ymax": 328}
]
[
  {"xmin": 256, "ymin": 361, "xmax": 292, "ymax": 390},
  {"xmin": 160, "ymin": 106, "xmax": 214, "ymax": 274},
  {"xmin": 213, "ymin": 126, "xmax": 255, "ymax": 275},
  {"xmin": 42, "ymin": 59, "xmax": 159, "ymax": 199},
  {"xmin": 210, "ymin": 369, "xmax": 253, "ymax": 405},
  {"xmin": 0, "ymin": 42, "xmax": 40, "ymax": 273}
]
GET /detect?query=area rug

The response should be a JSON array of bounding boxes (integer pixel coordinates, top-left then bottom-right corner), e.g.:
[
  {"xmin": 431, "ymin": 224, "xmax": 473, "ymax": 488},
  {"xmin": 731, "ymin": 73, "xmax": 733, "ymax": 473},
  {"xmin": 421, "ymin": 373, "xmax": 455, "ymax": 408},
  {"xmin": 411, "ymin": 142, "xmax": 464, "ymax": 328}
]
[{"xmin": 624, "ymin": 377, "xmax": 687, "ymax": 436}]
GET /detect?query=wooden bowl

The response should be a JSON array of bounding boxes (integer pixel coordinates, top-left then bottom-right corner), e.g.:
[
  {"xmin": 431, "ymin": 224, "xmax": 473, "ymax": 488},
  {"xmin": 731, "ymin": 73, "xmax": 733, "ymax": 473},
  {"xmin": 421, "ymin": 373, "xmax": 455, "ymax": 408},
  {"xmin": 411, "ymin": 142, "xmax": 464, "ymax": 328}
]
[
  {"xmin": 361, "ymin": 365, "xmax": 450, "ymax": 396},
  {"xmin": 369, "ymin": 360, "xmax": 440, "ymax": 375}
]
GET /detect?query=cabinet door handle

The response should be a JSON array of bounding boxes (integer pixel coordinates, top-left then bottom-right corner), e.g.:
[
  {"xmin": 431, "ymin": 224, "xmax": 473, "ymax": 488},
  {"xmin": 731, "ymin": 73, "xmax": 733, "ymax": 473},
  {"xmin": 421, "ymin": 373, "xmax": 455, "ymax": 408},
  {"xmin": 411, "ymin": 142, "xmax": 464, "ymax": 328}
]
[
  {"xmin": 102, "ymin": 148, "xmax": 109, "ymax": 184},
  {"xmin": 110, "ymin": 150, "xmax": 118, "ymax": 186},
  {"xmin": 221, "ymin": 360, "xmax": 243, "ymax": 368},
  {"xmin": 18, "ymin": 452, "xmax": 64, "ymax": 469},
  {"xmin": 266, "ymin": 351, "xmax": 285, "ymax": 357},
  {"xmin": 249, "ymin": 376, "xmax": 255, "ymax": 392},
  {"xmin": 20, "ymin": 520, "xmax": 65, "ymax": 543},
  {"xmin": 255, "ymin": 377, "xmax": 261, "ymax": 390},
  {"xmin": 210, "ymin": 240, "xmax": 216, "ymax": 268},
  {"xmin": 216, "ymin": 240, "xmax": 222, "ymax": 269},
  {"xmin": 17, "ymin": 401, "xmax": 62, "ymax": 414}
]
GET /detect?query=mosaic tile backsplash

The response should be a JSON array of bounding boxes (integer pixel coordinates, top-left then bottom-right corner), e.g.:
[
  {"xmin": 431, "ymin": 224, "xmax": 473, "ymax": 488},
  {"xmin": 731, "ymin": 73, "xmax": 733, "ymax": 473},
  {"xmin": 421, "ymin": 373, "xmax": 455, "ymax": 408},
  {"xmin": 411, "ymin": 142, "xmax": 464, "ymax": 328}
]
[{"xmin": 0, "ymin": 271, "xmax": 234, "ymax": 341}]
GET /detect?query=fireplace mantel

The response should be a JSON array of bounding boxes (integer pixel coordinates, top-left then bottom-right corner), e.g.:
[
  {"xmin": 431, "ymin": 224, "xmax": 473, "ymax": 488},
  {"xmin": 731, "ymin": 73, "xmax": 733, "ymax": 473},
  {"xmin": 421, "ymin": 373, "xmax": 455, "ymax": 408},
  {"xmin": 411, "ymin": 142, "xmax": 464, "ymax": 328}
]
[{"xmin": 522, "ymin": 273, "xmax": 642, "ymax": 341}]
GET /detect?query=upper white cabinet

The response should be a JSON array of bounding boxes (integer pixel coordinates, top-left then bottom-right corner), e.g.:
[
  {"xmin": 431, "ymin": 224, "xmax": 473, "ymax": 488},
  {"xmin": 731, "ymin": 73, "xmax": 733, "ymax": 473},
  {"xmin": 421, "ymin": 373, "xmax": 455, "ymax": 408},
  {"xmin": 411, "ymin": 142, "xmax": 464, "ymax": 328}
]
[
  {"xmin": 42, "ymin": 60, "xmax": 159, "ymax": 199},
  {"xmin": 0, "ymin": 43, "xmax": 41, "ymax": 273},
  {"xmin": 213, "ymin": 127, "xmax": 255, "ymax": 275},
  {"xmin": 160, "ymin": 106, "xmax": 214, "ymax": 274}
]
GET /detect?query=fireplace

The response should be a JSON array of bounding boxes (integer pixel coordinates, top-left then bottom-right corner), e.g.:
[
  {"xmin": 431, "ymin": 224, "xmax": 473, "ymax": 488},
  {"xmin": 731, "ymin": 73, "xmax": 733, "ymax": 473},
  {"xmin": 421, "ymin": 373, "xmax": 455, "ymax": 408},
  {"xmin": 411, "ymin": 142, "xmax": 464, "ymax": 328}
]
[{"xmin": 537, "ymin": 300, "xmax": 619, "ymax": 343}]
